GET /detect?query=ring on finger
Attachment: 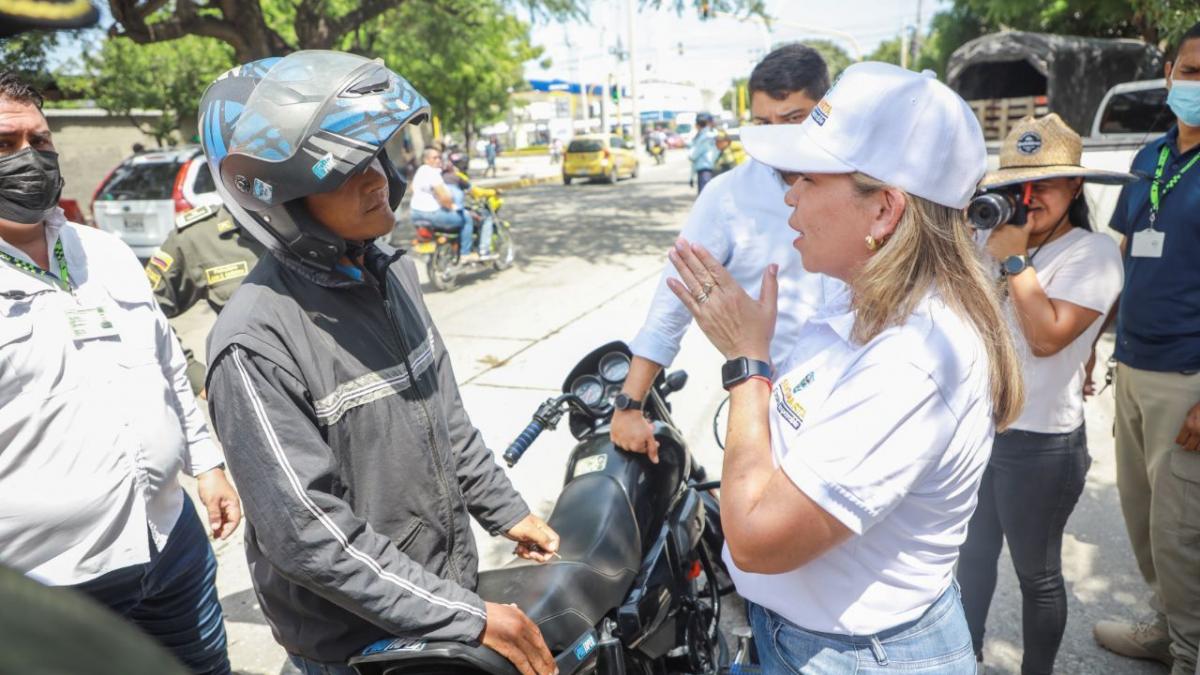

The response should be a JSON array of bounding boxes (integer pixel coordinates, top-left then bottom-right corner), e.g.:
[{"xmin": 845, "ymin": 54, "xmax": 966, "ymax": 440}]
[
  {"xmin": 701, "ymin": 281, "xmax": 715, "ymax": 295},
  {"xmin": 696, "ymin": 292, "xmax": 709, "ymax": 304}
]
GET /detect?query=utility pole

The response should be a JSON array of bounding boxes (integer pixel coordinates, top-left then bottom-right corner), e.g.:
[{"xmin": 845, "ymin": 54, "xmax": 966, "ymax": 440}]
[
  {"xmin": 627, "ymin": 0, "xmax": 640, "ymax": 146},
  {"xmin": 910, "ymin": 0, "xmax": 924, "ymax": 67}
]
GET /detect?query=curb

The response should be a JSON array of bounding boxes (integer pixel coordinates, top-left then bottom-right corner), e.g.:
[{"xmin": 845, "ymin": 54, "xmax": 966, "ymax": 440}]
[{"xmin": 475, "ymin": 174, "xmax": 563, "ymax": 191}]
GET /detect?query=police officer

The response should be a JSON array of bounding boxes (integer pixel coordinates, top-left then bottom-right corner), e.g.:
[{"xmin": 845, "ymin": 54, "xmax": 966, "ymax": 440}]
[{"xmin": 145, "ymin": 203, "xmax": 263, "ymax": 393}]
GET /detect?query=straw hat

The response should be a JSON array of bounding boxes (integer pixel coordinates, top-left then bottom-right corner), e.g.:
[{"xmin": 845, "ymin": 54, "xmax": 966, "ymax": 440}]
[{"xmin": 980, "ymin": 113, "xmax": 1135, "ymax": 189}]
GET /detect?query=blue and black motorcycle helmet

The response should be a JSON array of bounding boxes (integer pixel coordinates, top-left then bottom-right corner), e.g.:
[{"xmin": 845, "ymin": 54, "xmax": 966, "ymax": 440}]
[{"xmin": 197, "ymin": 51, "xmax": 430, "ymax": 270}]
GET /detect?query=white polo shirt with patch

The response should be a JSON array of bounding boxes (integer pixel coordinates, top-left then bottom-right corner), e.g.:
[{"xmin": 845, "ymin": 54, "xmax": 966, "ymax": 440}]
[{"xmin": 726, "ymin": 291, "xmax": 996, "ymax": 635}]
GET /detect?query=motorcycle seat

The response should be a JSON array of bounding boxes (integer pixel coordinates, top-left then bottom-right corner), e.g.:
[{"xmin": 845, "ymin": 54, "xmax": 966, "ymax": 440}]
[{"xmin": 476, "ymin": 473, "xmax": 642, "ymax": 651}]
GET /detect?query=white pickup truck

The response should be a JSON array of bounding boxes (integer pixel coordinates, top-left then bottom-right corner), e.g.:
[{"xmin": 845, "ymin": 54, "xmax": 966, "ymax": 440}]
[{"xmin": 987, "ymin": 78, "xmax": 1172, "ymax": 234}]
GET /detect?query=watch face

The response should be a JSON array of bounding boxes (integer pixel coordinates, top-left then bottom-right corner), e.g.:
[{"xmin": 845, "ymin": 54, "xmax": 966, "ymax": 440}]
[{"xmin": 1004, "ymin": 256, "xmax": 1026, "ymax": 275}]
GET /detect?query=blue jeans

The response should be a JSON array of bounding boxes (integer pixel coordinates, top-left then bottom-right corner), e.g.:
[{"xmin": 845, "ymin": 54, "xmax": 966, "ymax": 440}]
[
  {"xmin": 696, "ymin": 168, "xmax": 714, "ymax": 194},
  {"xmin": 749, "ymin": 584, "xmax": 975, "ymax": 674},
  {"xmin": 71, "ymin": 497, "xmax": 231, "ymax": 675},
  {"xmin": 411, "ymin": 208, "xmax": 490, "ymax": 255}
]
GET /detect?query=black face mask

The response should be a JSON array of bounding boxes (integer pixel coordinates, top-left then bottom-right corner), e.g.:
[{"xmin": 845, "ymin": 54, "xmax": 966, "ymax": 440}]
[{"xmin": 0, "ymin": 148, "xmax": 65, "ymax": 225}]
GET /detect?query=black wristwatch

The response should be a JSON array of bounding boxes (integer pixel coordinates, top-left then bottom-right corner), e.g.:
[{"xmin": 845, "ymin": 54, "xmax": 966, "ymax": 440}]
[
  {"xmin": 1001, "ymin": 254, "xmax": 1032, "ymax": 277},
  {"xmin": 613, "ymin": 392, "xmax": 643, "ymax": 412},
  {"xmin": 721, "ymin": 357, "xmax": 772, "ymax": 391}
]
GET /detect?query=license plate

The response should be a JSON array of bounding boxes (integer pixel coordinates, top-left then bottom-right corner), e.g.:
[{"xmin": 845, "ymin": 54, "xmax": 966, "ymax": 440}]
[
  {"xmin": 414, "ymin": 242, "xmax": 436, "ymax": 254},
  {"xmin": 123, "ymin": 215, "xmax": 144, "ymax": 232}
]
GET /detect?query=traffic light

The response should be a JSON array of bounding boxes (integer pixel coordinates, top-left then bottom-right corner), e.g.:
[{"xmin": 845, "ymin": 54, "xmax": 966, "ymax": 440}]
[{"xmin": 611, "ymin": 85, "xmax": 620, "ymax": 105}]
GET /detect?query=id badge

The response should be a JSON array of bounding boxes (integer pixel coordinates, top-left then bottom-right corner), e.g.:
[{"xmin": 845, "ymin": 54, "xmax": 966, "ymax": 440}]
[
  {"xmin": 1131, "ymin": 229, "xmax": 1165, "ymax": 258},
  {"xmin": 66, "ymin": 306, "xmax": 120, "ymax": 341}
]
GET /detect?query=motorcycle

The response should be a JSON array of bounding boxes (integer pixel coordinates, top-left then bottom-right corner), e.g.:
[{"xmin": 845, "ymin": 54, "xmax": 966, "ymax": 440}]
[
  {"xmin": 410, "ymin": 171, "xmax": 515, "ymax": 292},
  {"xmin": 349, "ymin": 341, "xmax": 732, "ymax": 675},
  {"xmin": 649, "ymin": 143, "xmax": 666, "ymax": 165}
]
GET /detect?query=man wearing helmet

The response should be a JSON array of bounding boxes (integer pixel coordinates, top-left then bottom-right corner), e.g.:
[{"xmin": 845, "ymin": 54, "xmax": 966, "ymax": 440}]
[{"xmin": 198, "ymin": 53, "xmax": 559, "ymax": 675}]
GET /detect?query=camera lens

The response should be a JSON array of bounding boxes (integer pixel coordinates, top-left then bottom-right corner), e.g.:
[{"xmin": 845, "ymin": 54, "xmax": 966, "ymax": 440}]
[{"xmin": 968, "ymin": 193, "xmax": 1014, "ymax": 230}]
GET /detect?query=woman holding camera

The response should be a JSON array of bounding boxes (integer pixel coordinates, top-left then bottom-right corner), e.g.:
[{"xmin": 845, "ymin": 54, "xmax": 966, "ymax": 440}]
[
  {"xmin": 956, "ymin": 114, "xmax": 1133, "ymax": 674},
  {"xmin": 668, "ymin": 62, "xmax": 1021, "ymax": 673}
]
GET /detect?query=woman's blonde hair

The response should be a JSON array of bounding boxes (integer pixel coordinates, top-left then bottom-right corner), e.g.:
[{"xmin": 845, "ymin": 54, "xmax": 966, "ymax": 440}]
[{"xmin": 850, "ymin": 173, "xmax": 1024, "ymax": 429}]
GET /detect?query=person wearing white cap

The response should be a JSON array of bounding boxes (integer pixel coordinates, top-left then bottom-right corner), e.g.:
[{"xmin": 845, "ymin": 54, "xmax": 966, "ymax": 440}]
[{"xmin": 663, "ymin": 61, "xmax": 1023, "ymax": 672}]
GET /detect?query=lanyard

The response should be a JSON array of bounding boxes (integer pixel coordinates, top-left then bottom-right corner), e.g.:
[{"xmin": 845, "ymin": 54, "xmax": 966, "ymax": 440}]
[
  {"xmin": 0, "ymin": 238, "xmax": 72, "ymax": 292},
  {"xmin": 1149, "ymin": 144, "xmax": 1200, "ymax": 227}
]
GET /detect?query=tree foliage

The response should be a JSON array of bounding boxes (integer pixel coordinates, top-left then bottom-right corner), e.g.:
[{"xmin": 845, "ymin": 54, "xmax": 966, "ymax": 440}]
[
  {"xmin": 86, "ymin": 35, "xmax": 235, "ymax": 144},
  {"xmin": 104, "ymin": 0, "xmax": 763, "ymax": 63},
  {"xmin": 1, "ymin": 31, "xmax": 78, "ymax": 93},
  {"xmin": 802, "ymin": 39, "xmax": 852, "ymax": 80},
  {"xmin": 363, "ymin": 0, "xmax": 541, "ymax": 150}
]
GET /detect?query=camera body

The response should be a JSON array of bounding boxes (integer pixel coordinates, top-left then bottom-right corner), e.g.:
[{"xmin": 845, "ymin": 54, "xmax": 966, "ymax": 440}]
[{"xmin": 968, "ymin": 186, "xmax": 1029, "ymax": 230}]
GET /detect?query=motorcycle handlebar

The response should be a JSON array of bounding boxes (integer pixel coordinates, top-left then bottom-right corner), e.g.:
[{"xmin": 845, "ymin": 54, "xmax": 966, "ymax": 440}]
[{"xmin": 504, "ymin": 419, "xmax": 546, "ymax": 467}]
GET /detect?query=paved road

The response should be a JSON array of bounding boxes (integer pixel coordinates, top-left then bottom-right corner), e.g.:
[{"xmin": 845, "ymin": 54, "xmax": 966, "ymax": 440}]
[{"xmin": 173, "ymin": 151, "xmax": 1165, "ymax": 674}]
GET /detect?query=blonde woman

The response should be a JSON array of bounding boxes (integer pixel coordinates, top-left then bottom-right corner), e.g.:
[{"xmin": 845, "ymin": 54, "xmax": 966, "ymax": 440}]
[{"xmin": 666, "ymin": 62, "xmax": 1022, "ymax": 672}]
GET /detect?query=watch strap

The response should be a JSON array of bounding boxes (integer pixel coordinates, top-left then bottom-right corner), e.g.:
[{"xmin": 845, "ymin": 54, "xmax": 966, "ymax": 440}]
[{"xmin": 722, "ymin": 357, "xmax": 772, "ymax": 391}]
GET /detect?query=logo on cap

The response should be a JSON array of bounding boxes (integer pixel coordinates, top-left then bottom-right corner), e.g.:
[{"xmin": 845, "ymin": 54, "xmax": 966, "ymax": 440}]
[
  {"xmin": 1016, "ymin": 132, "xmax": 1042, "ymax": 155},
  {"xmin": 811, "ymin": 100, "xmax": 832, "ymax": 127}
]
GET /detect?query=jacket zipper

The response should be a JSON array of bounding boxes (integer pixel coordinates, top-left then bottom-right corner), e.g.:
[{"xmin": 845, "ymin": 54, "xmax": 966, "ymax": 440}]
[{"xmin": 376, "ymin": 283, "xmax": 464, "ymax": 584}]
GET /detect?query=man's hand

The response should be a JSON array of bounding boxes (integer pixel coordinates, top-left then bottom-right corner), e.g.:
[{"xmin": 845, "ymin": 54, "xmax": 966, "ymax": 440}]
[
  {"xmin": 197, "ymin": 467, "xmax": 242, "ymax": 540},
  {"xmin": 611, "ymin": 409, "xmax": 660, "ymax": 463},
  {"xmin": 481, "ymin": 602, "xmax": 558, "ymax": 675},
  {"xmin": 1176, "ymin": 401, "xmax": 1200, "ymax": 452},
  {"xmin": 504, "ymin": 514, "xmax": 560, "ymax": 563}
]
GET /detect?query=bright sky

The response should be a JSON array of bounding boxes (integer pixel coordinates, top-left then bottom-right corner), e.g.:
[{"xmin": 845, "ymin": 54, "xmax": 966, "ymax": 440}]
[{"xmin": 524, "ymin": 0, "xmax": 951, "ymax": 92}]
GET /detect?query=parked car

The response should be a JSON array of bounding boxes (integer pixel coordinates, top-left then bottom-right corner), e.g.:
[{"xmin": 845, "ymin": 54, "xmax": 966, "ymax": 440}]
[
  {"xmin": 985, "ymin": 78, "xmax": 1169, "ymax": 235},
  {"xmin": 91, "ymin": 146, "xmax": 222, "ymax": 259},
  {"xmin": 664, "ymin": 131, "xmax": 684, "ymax": 148},
  {"xmin": 562, "ymin": 134, "xmax": 639, "ymax": 185}
]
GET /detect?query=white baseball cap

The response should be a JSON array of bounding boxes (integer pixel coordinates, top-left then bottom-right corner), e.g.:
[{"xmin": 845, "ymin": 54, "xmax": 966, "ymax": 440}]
[{"xmin": 740, "ymin": 61, "xmax": 987, "ymax": 209}]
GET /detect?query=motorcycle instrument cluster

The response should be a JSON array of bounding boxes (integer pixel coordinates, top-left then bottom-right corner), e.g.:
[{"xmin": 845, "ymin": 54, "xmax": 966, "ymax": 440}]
[{"xmin": 570, "ymin": 374, "xmax": 606, "ymax": 409}]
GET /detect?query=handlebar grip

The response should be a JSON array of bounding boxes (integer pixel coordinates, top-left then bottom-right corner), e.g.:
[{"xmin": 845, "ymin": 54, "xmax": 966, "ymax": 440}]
[{"xmin": 503, "ymin": 419, "xmax": 545, "ymax": 467}]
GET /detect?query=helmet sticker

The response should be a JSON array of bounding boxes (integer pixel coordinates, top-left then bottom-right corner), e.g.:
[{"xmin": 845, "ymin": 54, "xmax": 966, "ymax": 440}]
[
  {"xmin": 253, "ymin": 178, "xmax": 274, "ymax": 203},
  {"xmin": 312, "ymin": 152, "xmax": 336, "ymax": 180}
]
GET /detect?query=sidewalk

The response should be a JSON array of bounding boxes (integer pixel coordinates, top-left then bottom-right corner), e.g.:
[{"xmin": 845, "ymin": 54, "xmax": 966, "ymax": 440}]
[{"xmin": 468, "ymin": 153, "xmax": 564, "ymax": 190}]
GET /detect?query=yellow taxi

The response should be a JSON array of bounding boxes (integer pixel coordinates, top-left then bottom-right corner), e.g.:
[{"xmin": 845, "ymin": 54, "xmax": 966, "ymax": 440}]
[{"xmin": 562, "ymin": 134, "xmax": 639, "ymax": 185}]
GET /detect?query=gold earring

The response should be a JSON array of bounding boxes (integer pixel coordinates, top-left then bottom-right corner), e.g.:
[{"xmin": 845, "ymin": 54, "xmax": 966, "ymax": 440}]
[{"xmin": 865, "ymin": 235, "xmax": 878, "ymax": 251}]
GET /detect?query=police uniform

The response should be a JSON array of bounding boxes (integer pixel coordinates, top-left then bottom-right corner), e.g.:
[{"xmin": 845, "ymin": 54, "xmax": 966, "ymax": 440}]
[{"xmin": 145, "ymin": 204, "xmax": 264, "ymax": 393}]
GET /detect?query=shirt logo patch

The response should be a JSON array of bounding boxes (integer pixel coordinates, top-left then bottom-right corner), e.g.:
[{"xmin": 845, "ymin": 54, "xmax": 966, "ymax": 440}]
[
  {"xmin": 204, "ymin": 261, "xmax": 250, "ymax": 285},
  {"xmin": 773, "ymin": 380, "xmax": 806, "ymax": 430},
  {"xmin": 792, "ymin": 371, "xmax": 815, "ymax": 393},
  {"xmin": 145, "ymin": 267, "xmax": 162, "ymax": 289},
  {"xmin": 216, "ymin": 219, "xmax": 237, "ymax": 234},
  {"xmin": 811, "ymin": 99, "xmax": 832, "ymax": 126},
  {"xmin": 148, "ymin": 250, "xmax": 174, "ymax": 273}
]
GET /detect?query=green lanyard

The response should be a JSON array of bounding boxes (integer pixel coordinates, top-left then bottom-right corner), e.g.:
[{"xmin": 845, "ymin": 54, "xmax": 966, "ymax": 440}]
[
  {"xmin": 1149, "ymin": 144, "xmax": 1200, "ymax": 227},
  {"xmin": 0, "ymin": 238, "xmax": 72, "ymax": 292}
]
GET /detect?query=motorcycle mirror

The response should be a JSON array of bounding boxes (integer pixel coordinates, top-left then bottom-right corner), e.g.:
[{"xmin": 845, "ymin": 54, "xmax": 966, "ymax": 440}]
[{"xmin": 663, "ymin": 370, "xmax": 688, "ymax": 395}]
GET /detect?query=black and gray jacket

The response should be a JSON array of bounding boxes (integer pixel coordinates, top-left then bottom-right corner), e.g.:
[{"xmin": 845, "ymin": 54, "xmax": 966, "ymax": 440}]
[{"xmin": 205, "ymin": 245, "xmax": 529, "ymax": 663}]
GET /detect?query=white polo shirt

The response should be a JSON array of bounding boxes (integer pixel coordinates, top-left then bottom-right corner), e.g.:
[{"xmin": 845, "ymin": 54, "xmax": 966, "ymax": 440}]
[
  {"xmin": 0, "ymin": 210, "xmax": 223, "ymax": 585},
  {"xmin": 630, "ymin": 159, "xmax": 844, "ymax": 368},
  {"xmin": 726, "ymin": 291, "xmax": 995, "ymax": 634}
]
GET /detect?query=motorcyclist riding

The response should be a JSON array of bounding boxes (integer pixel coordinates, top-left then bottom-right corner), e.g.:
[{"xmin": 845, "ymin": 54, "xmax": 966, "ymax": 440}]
[
  {"xmin": 411, "ymin": 147, "xmax": 489, "ymax": 261},
  {"xmin": 197, "ymin": 51, "xmax": 559, "ymax": 675}
]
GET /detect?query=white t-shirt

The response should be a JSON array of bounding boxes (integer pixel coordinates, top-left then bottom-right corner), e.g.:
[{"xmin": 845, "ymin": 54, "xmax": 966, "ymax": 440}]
[
  {"xmin": 726, "ymin": 291, "xmax": 995, "ymax": 635},
  {"xmin": 630, "ymin": 159, "xmax": 845, "ymax": 368},
  {"xmin": 409, "ymin": 164, "xmax": 446, "ymax": 213},
  {"xmin": 979, "ymin": 228, "xmax": 1123, "ymax": 433}
]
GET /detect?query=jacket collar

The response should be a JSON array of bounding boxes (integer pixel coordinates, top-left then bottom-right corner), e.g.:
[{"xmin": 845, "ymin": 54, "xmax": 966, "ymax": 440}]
[{"xmin": 272, "ymin": 242, "xmax": 404, "ymax": 290}]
